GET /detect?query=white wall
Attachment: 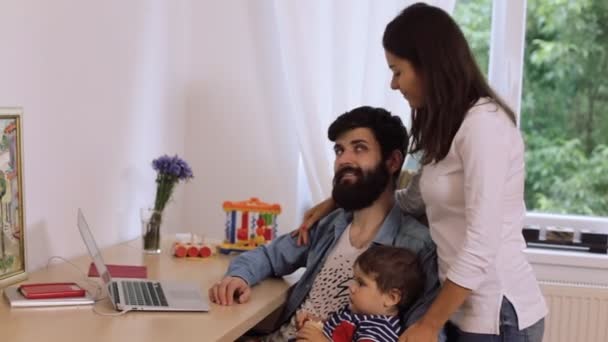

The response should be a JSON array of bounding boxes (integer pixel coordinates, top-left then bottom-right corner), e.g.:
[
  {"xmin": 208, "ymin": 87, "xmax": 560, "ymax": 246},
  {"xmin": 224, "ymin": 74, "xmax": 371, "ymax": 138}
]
[
  {"xmin": 0, "ymin": 0, "xmax": 302, "ymax": 273},
  {"xmin": 182, "ymin": 1, "xmax": 301, "ymax": 242},
  {"xmin": 0, "ymin": 0, "xmax": 190, "ymax": 271}
]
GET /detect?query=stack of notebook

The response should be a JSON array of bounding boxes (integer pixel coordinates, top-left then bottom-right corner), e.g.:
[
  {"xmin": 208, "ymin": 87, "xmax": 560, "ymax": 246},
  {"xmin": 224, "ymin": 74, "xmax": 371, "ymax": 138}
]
[{"xmin": 3, "ymin": 285, "xmax": 95, "ymax": 308}]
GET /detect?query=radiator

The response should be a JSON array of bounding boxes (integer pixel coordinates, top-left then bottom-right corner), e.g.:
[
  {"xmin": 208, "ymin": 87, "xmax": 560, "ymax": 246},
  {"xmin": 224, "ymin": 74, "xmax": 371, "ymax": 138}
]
[{"xmin": 540, "ymin": 281, "xmax": 608, "ymax": 342}]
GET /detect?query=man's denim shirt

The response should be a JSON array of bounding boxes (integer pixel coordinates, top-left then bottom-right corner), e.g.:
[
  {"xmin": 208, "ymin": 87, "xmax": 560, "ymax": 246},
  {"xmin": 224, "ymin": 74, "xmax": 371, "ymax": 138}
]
[{"xmin": 226, "ymin": 203, "xmax": 440, "ymax": 331}]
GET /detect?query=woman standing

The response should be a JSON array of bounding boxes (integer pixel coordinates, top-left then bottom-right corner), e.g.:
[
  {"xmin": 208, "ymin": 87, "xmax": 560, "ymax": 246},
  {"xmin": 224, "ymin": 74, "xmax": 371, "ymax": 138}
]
[{"xmin": 295, "ymin": 3, "xmax": 546, "ymax": 341}]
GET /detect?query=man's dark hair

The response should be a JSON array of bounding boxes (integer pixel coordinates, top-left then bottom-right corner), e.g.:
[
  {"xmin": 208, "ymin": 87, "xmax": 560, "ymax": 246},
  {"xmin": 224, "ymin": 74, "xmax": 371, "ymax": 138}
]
[
  {"xmin": 355, "ymin": 245, "xmax": 425, "ymax": 311},
  {"xmin": 383, "ymin": 3, "xmax": 517, "ymax": 165},
  {"xmin": 328, "ymin": 106, "xmax": 408, "ymax": 181}
]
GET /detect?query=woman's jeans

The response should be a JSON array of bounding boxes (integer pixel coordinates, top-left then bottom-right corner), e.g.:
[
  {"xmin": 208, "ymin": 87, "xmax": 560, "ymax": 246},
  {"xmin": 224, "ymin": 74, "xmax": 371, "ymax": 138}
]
[{"xmin": 446, "ymin": 297, "xmax": 545, "ymax": 342}]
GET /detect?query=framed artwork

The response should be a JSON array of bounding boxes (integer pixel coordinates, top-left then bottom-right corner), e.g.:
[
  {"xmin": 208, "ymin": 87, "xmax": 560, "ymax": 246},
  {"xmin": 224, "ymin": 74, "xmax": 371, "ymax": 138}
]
[{"xmin": 0, "ymin": 108, "xmax": 26, "ymax": 288}]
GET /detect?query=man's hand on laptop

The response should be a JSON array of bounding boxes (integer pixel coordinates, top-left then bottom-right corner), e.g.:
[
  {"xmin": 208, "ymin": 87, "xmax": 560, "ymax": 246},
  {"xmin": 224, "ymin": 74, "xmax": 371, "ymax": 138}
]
[{"xmin": 208, "ymin": 276, "xmax": 251, "ymax": 306}]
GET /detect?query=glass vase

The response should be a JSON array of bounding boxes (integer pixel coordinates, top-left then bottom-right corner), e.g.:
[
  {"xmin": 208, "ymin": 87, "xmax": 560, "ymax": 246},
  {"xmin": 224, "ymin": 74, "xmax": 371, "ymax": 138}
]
[{"xmin": 141, "ymin": 208, "xmax": 163, "ymax": 254}]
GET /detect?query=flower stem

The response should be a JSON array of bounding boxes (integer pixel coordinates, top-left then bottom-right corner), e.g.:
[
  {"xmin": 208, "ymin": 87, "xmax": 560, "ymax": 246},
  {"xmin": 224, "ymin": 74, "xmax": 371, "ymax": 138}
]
[
  {"xmin": 143, "ymin": 211, "xmax": 162, "ymax": 251},
  {"xmin": 154, "ymin": 174, "xmax": 177, "ymax": 212}
]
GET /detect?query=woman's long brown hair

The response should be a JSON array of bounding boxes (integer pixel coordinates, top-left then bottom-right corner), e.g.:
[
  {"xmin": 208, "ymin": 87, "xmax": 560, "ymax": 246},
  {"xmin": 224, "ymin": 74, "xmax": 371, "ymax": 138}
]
[{"xmin": 383, "ymin": 3, "xmax": 517, "ymax": 165}]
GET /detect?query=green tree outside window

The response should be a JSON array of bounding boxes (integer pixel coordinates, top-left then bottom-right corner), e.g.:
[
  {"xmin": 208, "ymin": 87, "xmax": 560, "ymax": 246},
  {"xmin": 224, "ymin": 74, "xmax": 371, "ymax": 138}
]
[{"xmin": 454, "ymin": 0, "xmax": 608, "ymax": 217}]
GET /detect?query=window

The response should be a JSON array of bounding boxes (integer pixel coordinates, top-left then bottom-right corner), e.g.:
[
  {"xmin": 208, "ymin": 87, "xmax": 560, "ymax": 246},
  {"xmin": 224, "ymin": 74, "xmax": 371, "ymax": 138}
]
[
  {"xmin": 521, "ymin": 0, "xmax": 608, "ymax": 218},
  {"xmin": 452, "ymin": 0, "xmax": 493, "ymax": 78},
  {"xmin": 455, "ymin": 0, "xmax": 608, "ymax": 232}
]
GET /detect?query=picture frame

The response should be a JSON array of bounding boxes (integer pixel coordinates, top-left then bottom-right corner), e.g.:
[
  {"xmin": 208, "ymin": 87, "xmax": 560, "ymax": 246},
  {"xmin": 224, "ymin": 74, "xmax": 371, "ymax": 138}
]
[{"xmin": 0, "ymin": 108, "xmax": 26, "ymax": 288}]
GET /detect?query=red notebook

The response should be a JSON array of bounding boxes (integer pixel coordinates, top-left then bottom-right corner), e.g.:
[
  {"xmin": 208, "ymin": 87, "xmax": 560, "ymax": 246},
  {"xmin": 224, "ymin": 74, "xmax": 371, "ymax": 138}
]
[
  {"xmin": 87, "ymin": 263, "xmax": 147, "ymax": 279},
  {"xmin": 19, "ymin": 282, "xmax": 86, "ymax": 299}
]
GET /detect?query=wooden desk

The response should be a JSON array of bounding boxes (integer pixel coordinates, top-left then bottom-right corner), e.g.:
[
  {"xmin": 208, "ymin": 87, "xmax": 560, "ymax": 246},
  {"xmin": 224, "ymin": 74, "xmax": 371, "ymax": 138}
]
[{"xmin": 0, "ymin": 240, "xmax": 298, "ymax": 342}]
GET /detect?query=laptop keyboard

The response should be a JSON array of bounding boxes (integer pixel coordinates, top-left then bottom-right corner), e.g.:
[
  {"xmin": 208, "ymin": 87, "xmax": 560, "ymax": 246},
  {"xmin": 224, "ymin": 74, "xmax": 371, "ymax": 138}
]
[
  {"xmin": 120, "ymin": 281, "xmax": 169, "ymax": 307},
  {"xmin": 111, "ymin": 282, "xmax": 120, "ymax": 304}
]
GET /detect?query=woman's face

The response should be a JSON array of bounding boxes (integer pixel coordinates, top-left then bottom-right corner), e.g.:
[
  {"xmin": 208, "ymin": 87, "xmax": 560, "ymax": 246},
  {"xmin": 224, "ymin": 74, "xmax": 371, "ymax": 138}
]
[{"xmin": 385, "ymin": 51, "xmax": 424, "ymax": 109}]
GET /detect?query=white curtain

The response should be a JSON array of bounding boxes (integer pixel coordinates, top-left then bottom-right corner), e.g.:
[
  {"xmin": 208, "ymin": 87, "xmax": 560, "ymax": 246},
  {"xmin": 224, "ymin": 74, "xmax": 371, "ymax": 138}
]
[{"xmin": 258, "ymin": 0, "xmax": 457, "ymax": 203}]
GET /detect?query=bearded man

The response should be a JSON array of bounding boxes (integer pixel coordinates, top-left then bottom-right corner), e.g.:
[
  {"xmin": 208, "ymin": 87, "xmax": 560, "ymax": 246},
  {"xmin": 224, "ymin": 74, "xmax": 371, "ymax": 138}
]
[{"xmin": 209, "ymin": 106, "xmax": 440, "ymax": 341}]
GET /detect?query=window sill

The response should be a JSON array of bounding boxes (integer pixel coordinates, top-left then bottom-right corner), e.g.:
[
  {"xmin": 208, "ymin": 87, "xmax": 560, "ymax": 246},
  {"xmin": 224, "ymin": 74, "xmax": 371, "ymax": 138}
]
[
  {"xmin": 524, "ymin": 248, "xmax": 608, "ymax": 286},
  {"xmin": 525, "ymin": 211, "xmax": 608, "ymax": 234}
]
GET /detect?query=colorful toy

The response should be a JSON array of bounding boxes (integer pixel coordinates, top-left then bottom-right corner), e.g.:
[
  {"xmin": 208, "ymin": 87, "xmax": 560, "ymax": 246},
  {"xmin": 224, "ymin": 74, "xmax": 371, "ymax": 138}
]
[
  {"xmin": 219, "ymin": 197, "xmax": 281, "ymax": 254},
  {"xmin": 172, "ymin": 233, "xmax": 215, "ymax": 258},
  {"xmin": 172, "ymin": 242, "xmax": 216, "ymax": 258}
]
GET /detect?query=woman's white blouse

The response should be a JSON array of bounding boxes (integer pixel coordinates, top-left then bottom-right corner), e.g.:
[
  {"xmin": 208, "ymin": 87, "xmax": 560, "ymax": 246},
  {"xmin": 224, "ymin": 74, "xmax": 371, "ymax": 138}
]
[{"xmin": 398, "ymin": 99, "xmax": 547, "ymax": 334}]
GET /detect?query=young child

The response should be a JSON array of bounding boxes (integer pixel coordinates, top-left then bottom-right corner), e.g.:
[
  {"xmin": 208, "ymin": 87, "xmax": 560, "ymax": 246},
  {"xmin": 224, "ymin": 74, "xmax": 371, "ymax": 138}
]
[{"xmin": 295, "ymin": 245, "xmax": 425, "ymax": 342}]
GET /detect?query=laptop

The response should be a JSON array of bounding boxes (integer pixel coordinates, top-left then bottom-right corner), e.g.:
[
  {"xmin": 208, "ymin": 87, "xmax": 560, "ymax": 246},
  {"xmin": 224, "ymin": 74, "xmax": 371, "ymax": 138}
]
[{"xmin": 77, "ymin": 209, "xmax": 209, "ymax": 312}]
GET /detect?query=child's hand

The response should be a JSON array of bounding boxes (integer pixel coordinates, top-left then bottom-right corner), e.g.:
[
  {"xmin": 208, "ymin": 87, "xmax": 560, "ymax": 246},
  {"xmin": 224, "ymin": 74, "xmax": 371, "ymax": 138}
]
[
  {"xmin": 295, "ymin": 310, "xmax": 323, "ymax": 330},
  {"xmin": 295, "ymin": 322, "xmax": 327, "ymax": 341}
]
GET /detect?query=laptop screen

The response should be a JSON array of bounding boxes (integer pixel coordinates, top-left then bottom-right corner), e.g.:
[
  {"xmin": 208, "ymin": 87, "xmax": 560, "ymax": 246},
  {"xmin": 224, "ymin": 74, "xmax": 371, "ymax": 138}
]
[{"xmin": 77, "ymin": 209, "xmax": 113, "ymax": 287}]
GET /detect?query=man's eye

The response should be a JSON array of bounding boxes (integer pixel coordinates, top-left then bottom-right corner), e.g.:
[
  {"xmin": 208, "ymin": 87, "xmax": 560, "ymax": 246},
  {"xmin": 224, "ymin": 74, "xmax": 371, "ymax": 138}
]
[
  {"xmin": 335, "ymin": 149, "xmax": 343, "ymax": 156},
  {"xmin": 355, "ymin": 145, "xmax": 366, "ymax": 152}
]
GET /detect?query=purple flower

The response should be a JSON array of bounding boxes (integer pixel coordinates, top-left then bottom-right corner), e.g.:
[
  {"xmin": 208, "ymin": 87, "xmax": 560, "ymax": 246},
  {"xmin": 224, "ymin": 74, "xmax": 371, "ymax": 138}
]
[
  {"xmin": 151, "ymin": 155, "xmax": 193, "ymax": 212},
  {"xmin": 152, "ymin": 155, "xmax": 194, "ymax": 180}
]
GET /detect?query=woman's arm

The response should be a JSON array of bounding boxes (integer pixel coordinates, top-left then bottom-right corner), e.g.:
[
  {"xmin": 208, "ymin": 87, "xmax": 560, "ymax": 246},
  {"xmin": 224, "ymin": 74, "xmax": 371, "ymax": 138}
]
[
  {"xmin": 395, "ymin": 170, "xmax": 426, "ymax": 216},
  {"xmin": 399, "ymin": 279, "xmax": 471, "ymax": 342},
  {"xmin": 292, "ymin": 198, "xmax": 337, "ymax": 245},
  {"xmin": 444, "ymin": 112, "xmax": 514, "ymax": 291}
]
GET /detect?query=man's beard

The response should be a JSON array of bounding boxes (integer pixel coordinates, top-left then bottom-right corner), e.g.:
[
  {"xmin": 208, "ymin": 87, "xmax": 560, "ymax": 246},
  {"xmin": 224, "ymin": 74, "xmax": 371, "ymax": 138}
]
[{"xmin": 331, "ymin": 161, "xmax": 390, "ymax": 211}]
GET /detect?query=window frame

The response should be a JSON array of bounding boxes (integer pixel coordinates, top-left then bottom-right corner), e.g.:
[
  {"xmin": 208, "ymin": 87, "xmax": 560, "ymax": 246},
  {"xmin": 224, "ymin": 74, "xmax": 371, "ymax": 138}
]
[{"xmin": 489, "ymin": 0, "xmax": 608, "ymax": 235}]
